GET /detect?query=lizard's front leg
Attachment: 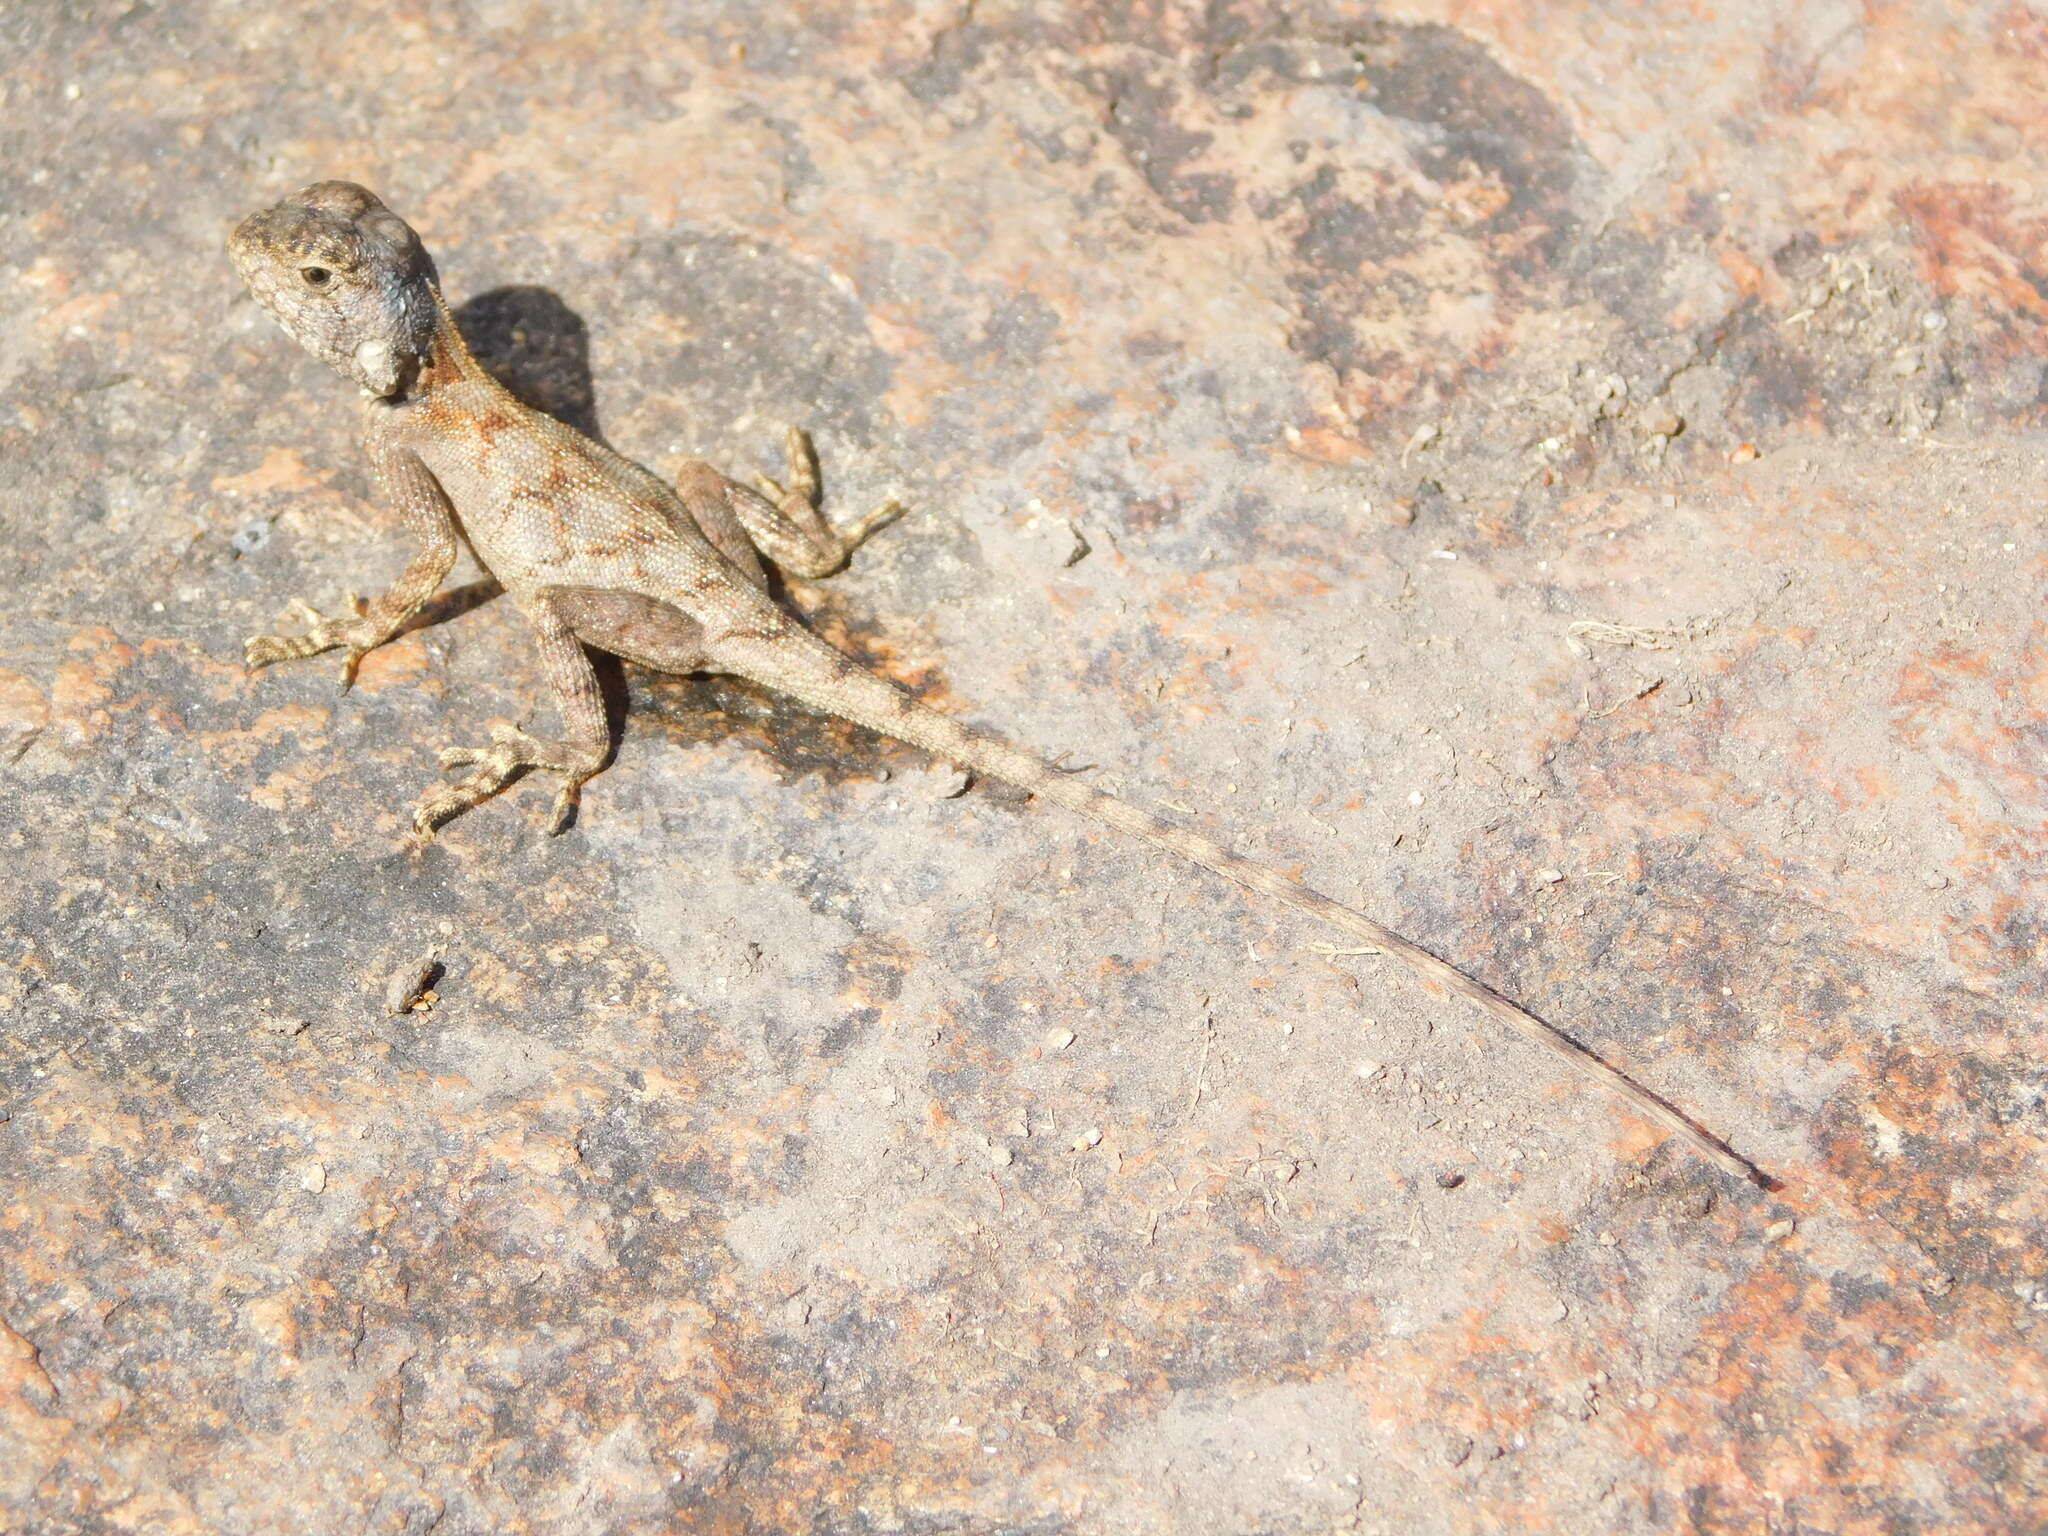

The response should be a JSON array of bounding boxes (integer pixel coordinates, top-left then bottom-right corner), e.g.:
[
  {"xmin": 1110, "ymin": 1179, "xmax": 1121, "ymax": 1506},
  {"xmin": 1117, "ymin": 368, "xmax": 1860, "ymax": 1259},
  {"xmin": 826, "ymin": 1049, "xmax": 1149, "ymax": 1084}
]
[
  {"xmin": 244, "ymin": 442, "xmax": 458, "ymax": 689},
  {"xmin": 412, "ymin": 593, "xmax": 611, "ymax": 838}
]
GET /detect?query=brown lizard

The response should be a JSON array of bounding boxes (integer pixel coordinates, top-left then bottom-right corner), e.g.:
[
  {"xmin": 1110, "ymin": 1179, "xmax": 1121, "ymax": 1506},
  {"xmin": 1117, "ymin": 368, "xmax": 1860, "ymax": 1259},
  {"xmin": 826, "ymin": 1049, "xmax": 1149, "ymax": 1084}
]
[{"xmin": 228, "ymin": 181, "xmax": 1762, "ymax": 1186}]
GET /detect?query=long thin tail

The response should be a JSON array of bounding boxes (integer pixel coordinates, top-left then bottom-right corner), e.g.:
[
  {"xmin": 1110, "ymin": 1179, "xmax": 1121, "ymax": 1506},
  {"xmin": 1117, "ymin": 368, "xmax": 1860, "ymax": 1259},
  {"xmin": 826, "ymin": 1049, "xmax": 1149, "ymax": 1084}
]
[{"xmin": 722, "ymin": 628, "xmax": 1764, "ymax": 1186}]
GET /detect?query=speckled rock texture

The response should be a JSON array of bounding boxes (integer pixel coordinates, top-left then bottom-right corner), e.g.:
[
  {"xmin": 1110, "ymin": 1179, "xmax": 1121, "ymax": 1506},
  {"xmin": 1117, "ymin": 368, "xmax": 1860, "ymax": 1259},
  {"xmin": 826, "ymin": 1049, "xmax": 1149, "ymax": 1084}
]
[{"xmin": 3, "ymin": 3, "xmax": 2045, "ymax": 1532}]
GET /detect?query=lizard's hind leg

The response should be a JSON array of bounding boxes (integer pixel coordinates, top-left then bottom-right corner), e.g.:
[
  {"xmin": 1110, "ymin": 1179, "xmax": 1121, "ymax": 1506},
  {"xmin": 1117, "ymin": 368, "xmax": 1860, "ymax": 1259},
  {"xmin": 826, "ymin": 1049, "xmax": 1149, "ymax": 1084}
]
[
  {"xmin": 734, "ymin": 426, "xmax": 903, "ymax": 579},
  {"xmin": 671, "ymin": 461, "xmax": 772, "ymax": 590},
  {"xmin": 413, "ymin": 596, "xmax": 613, "ymax": 838}
]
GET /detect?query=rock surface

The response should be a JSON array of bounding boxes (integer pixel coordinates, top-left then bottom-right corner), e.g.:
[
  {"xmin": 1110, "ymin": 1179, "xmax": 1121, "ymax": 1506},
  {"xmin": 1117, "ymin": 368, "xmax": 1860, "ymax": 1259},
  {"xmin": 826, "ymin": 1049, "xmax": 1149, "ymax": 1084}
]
[{"xmin": 2, "ymin": 2, "xmax": 2044, "ymax": 1532}]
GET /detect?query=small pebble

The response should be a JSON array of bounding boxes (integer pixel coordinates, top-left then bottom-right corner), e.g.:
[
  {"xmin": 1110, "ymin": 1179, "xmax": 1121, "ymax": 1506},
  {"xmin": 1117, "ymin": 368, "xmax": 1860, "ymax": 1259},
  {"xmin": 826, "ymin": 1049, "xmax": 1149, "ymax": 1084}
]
[
  {"xmin": 1729, "ymin": 443, "xmax": 1760, "ymax": 464},
  {"xmin": 1070, "ymin": 1127, "xmax": 1103, "ymax": 1152},
  {"xmin": 383, "ymin": 951, "xmax": 442, "ymax": 1017},
  {"xmin": 1536, "ymin": 868, "xmax": 1565, "ymax": 886},
  {"xmin": 1764, "ymin": 1217, "xmax": 1797, "ymax": 1242},
  {"xmin": 299, "ymin": 1161, "xmax": 326, "ymax": 1193},
  {"xmin": 1062, "ymin": 521, "xmax": 1092, "ymax": 567},
  {"xmin": 1436, "ymin": 1170, "xmax": 1465, "ymax": 1190},
  {"xmin": 1047, "ymin": 1028, "xmax": 1076, "ymax": 1051}
]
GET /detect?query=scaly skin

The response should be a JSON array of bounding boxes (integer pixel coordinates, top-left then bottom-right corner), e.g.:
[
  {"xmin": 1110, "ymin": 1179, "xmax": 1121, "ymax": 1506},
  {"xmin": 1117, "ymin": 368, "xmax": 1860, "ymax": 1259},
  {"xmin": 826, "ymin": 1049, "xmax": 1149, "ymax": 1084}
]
[{"xmin": 228, "ymin": 181, "xmax": 1761, "ymax": 1185}]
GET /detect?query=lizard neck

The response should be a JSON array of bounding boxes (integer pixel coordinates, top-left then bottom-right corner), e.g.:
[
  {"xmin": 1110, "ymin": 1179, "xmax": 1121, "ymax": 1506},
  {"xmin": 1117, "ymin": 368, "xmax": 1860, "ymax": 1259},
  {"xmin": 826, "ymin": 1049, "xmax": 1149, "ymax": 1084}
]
[{"xmin": 409, "ymin": 286, "xmax": 490, "ymax": 397}]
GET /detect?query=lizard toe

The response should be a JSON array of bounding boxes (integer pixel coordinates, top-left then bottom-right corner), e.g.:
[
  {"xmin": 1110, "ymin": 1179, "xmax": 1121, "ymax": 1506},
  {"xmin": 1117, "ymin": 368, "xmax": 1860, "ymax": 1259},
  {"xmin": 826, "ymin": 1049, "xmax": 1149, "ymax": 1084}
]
[
  {"xmin": 849, "ymin": 498, "xmax": 908, "ymax": 543},
  {"xmin": 245, "ymin": 633, "xmax": 319, "ymax": 669},
  {"xmin": 546, "ymin": 780, "xmax": 586, "ymax": 836},
  {"xmin": 411, "ymin": 767, "xmax": 506, "ymax": 834},
  {"xmin": 337, "ymin": 649, "xmax": 369, "ymax": 692},
  {"xmin": 437, "ymin": 724, "xmax": 533, "ymax": 772}
]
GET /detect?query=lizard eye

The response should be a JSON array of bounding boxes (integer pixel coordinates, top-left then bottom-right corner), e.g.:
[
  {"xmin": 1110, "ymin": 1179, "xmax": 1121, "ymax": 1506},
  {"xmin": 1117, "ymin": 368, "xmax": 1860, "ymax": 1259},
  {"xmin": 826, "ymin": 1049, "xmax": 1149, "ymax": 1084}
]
[{"xmin": 300, "ymin": 266, "xmax": 333, "ymax": 288}]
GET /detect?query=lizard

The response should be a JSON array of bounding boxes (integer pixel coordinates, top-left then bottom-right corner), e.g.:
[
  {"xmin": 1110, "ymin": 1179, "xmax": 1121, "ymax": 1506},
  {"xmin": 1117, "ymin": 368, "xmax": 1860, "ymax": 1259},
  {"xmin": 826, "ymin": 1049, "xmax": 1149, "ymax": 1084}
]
[{"xmin": 227, "ymin": 181, "xmax": 1762, "ymax": 1186}]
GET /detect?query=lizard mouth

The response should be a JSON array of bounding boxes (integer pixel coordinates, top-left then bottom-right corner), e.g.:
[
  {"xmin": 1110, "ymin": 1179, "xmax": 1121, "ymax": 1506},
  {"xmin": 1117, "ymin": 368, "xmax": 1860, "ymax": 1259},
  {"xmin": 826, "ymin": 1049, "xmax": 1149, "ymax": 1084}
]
[{"xmin": 227, "ymin": 226, "xmax": 290, "ymax": 321}]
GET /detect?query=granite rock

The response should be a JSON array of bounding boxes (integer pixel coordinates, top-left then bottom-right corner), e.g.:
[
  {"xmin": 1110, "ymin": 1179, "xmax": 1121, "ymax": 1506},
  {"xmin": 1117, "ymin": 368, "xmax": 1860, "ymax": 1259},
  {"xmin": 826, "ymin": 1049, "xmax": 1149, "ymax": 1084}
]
[{"xmin": 2, "ymin": 2, "xmax": 2044, "ymax": 1531}]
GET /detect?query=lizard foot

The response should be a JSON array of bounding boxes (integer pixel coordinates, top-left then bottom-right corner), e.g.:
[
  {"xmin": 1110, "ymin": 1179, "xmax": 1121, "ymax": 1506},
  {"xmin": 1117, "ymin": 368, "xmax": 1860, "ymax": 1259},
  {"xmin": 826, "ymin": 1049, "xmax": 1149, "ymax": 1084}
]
[
  {"xmin": 762, "ymin": 425, "xmax": 906, "ymax": 550},
  {"xmin": 412, "ymin": 724, "xmax": 599, "ymax": 838},
  {"xmin": 245, "ymin": 594, "xmax": 376, "ymax": 689}
]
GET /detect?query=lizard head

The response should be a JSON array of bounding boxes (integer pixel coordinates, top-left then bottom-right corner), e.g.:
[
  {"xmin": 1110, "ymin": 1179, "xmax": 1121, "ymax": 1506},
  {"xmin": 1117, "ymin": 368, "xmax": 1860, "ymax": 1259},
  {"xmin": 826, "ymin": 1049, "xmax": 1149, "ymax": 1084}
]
[{"xmin": 229, "ymin": 181, "xmax": 442, "ymax": 398}]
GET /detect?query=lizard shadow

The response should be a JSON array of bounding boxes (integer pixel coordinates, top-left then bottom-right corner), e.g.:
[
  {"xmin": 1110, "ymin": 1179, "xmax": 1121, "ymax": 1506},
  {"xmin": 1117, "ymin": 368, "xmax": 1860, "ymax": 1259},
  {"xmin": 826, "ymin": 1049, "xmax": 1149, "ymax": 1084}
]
[
  {"xmin": 449, "ymin": 285, "xmax": 911, "ymax": 800},
  {"xmin": 455, "ymin": 286, "xmax": 606, "ymax": 443}
]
